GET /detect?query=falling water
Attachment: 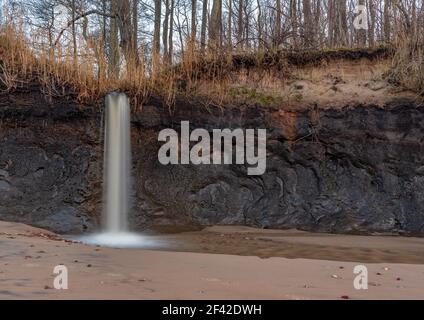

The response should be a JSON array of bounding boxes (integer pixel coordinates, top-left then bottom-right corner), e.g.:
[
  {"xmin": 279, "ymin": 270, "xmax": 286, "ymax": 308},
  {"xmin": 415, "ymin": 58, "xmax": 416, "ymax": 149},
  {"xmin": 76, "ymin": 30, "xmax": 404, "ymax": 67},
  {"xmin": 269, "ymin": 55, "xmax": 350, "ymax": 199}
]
[
  {"xmin": 103, "ymin": 92, "xmax": 131, "ymax": 232},
  {"xmin": 76, "ymin": 92, "xmax": 163, "ymax": 248}
]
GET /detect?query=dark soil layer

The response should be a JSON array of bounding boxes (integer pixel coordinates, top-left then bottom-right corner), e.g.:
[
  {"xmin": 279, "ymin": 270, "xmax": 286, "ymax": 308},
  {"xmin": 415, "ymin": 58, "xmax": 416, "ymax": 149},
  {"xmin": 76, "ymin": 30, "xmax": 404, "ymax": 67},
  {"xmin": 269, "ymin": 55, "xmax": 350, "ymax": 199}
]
[
  {"xmin": 284, "ymin": 46, "xmax": 392, "ymax": 66},
  {"xmin": 182, "ymin": 46, "xmax": 393, "ymax": 79},
  {"xmin": 1, "ymin": 84, "xmax": 424, "ymax": 235}
]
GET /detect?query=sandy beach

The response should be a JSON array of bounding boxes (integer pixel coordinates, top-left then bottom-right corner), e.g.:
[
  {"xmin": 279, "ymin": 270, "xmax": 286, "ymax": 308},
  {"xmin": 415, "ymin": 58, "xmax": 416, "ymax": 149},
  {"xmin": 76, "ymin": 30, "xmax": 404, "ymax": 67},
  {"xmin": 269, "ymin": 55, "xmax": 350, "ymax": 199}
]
[{"xmin": 1, "ymin": 221, "xmax": 424, "ymax": 300}]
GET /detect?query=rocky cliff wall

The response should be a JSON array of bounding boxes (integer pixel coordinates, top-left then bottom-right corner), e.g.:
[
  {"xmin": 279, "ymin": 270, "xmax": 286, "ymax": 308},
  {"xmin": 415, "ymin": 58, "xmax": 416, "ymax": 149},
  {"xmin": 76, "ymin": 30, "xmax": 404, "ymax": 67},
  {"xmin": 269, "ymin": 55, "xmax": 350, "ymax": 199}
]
[{"xmin": 1, "ymin": 88, "xmax": 423, "ymax": 235}]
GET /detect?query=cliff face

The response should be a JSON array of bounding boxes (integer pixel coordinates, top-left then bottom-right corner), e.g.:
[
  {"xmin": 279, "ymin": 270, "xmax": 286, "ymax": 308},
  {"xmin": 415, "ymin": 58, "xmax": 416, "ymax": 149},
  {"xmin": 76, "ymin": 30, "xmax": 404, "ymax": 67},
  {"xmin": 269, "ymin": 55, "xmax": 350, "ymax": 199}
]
[
  {"xmin": 0, "ymin": 88, "xmax": 100, "ymax": 233},
  {"xmin": 134, "ymin": 97, "xmax": 424, "ymax": 235},
  {"xmin": 1, "ymin": 87, "xmax": 424, "ymax": 235}
]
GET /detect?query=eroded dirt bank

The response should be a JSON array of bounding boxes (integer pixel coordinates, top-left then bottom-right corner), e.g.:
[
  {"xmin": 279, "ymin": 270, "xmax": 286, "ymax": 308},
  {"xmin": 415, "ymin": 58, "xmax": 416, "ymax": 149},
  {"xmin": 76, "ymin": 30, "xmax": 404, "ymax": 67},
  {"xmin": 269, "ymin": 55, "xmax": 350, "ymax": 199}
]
[{"xmin": 1, "ymin": 83, "xmax": 424, "ymax": 235}]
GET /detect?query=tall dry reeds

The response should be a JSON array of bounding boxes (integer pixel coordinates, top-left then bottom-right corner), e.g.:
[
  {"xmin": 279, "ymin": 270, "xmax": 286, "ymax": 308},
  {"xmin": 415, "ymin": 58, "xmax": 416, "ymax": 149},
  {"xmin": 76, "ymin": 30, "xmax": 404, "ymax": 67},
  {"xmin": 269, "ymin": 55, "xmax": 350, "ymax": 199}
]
[
  {"xmin": 389, "ymin": 36, "xmax": 424, "ymax": 96},
  {"xmin": 0, "ymin": 25, "xmax": 154, "ymax": 104}
]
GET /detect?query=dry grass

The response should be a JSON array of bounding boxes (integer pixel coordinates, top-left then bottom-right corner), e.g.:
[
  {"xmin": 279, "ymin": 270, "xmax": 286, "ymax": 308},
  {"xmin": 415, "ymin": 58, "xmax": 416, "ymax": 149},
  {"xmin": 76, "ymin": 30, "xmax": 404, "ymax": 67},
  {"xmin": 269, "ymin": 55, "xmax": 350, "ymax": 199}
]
[
  {"xmin": 0, "ymin": 26, "xmax": 221, "ymax": 108},
  {"xmin": 0, "ymin": 26, "xmax": 151, "ymax": 106},
  {"xmin": 1, "ymin": 25, "xmax": 415, "ymax": 110},
  {"xmin": 389, "ymin": 36, "xmax": 424, "ymax": 96}
]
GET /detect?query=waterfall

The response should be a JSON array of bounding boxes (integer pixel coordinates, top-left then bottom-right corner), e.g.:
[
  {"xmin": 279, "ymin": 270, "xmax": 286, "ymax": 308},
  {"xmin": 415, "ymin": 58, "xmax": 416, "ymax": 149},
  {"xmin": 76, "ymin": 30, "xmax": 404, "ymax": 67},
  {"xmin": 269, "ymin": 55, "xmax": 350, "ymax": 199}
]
[
  {"xmin": 76, "ymin": 92, "xmax": 162, "ymax": 249},
  {"xmin": 103, "ymin": 92, "xmax": 131, "ymax": 233}
]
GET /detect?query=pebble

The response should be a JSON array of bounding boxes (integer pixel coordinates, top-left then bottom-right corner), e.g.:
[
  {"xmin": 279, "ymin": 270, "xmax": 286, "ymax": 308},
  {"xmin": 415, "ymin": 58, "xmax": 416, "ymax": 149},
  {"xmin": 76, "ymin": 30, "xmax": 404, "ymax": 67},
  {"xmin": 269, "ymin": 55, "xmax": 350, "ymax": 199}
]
[{"xmin": 369, "ymin": 282, "xmax": 380, "ymax": 287}]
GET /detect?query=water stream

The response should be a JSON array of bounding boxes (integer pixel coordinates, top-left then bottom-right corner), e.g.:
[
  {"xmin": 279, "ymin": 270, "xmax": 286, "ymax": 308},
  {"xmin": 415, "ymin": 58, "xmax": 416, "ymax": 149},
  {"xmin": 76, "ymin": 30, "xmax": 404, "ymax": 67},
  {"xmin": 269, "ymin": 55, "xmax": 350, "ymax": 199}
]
[{"xmin": 77, "ymin": 93, "xmax": 159, "ymax": 248}]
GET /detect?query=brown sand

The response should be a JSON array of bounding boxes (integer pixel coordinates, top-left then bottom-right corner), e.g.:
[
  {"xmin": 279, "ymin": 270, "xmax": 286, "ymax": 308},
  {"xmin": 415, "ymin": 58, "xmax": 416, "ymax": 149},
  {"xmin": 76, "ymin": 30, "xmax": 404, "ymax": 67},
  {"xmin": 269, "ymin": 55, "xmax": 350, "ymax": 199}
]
[
  {"xmin": 1, "ymin": 221, "xmax": 424, "ymax": 300},
  {"xmin": 220, "ymin": 59, "xmax": 420, "ymax": 110}
]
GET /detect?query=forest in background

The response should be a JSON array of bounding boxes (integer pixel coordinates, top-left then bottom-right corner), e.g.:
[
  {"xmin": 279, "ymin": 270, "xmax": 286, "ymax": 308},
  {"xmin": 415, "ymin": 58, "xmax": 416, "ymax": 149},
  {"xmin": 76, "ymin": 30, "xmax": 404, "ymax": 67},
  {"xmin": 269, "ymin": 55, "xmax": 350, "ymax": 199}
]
[{"xmin": 0, "ymin": 0, "xmax": 423, "ymax": 103}]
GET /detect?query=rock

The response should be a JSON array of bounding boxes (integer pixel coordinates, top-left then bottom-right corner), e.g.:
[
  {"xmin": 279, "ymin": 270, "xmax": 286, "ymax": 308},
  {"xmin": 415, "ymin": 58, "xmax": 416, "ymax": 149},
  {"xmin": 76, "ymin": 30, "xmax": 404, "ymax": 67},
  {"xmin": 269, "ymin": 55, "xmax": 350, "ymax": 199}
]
[
  {"xmin": 0, "ymin": 169, "xmax": 9, "ymax": 177},
  {"xmin": 369, "ymin": 282, "xmax": 380, "ymax": 287},
  {"xmin": 133, "ymin": 98, "xmax": 424, "ymax": 235},
  {"xmin": 2, "ymin": 90, "xmax": 424, "ymax": 235},
  {"xmin": 35, "ymin": 207, "xmax": 90, "ymax": 234},
  {"xmin": 0, "ymin": 180, "xmax": 10, "ymax": 192}
]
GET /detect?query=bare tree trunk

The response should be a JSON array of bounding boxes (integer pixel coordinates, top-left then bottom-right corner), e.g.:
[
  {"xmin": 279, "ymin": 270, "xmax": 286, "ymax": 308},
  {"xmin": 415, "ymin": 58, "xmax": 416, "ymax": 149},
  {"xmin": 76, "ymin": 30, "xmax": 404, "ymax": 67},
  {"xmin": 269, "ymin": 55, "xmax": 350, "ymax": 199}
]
[
  {"xmin": 289, "ymin": 0, "xmax": 298, "ymax": 48},
  {"xmin": 302, "ymin": 0, "xmax": 312, "ymax": 48},
  {"xmin": 132, "ymin": 0, "xmax": 138, "ymax": 59},
  {"xmin": 384, "ymin": 0, "xmax": 391, "ymax": 43},
  {"xmin": 314, "ymin": 0, "xmax": 321, "ymax": 47},
  {"xmin": 328, "ymin": 0, "xmax": 334, "ymax": 47},
  {"xmin": 243, "ymin": 0, "xmax": 249, "ymax": 49},
  {"xmin": 70, "ymin": 0, "xmax": 77, "ymax": 66},
  {"xmin": 209, "ymin": 0, "xmax": 222, "ymax": 50},
  {"xmin": 152, "ymin": 0, "xmax": 161, "ymax": 73},
  {"xmin": 256, "ymin": 0, "xmax": 263, "ymax": 49},
  {"xmin": 114, "ymin": 0, "xmax": 139, "ymax": 67},
  {"xmin": 102, "ymin": 0, "xmax": 107, "ymax": 52},
  {"xmin": 191, "ymin": 0, "xmax": 197, "ymax": 45},
  {"xmin": 368, "ymin": 0, "xmax": 376, "ymax": 47},
  {"xmin": 237, "ymin": 0, "xmax": 244, "ymax": 49},
  {"xmin": 176, "ymin": 1, "xmax": 185, "ymax": 54},
  {"xmin": 412, "ymin": 0, "xmax": 417, "ymax": 37},
  {"xmin": 228, "ymin": 0, "xmax": 232, "ymax": 48},
  {"xmin": 109, "ymin": 0, "xmax": 120, "ymax": 78},
  {"xmin": 168, "ymin": 0, "xmax": 174, "ymax": 64},
  {"xmin": 163, "ymin": 0, "xmax": 170, "ymax": 61},
  {"xmin": 337, "ymin": 0, "xmax": 348, "ymax": 46},
  {"xmin": 200, "ymin": 0, "xmax": 208, "ymax": 51},
  {"xmin": 274, "ymin": 0, "xmax": 281, "ymax": 47}
]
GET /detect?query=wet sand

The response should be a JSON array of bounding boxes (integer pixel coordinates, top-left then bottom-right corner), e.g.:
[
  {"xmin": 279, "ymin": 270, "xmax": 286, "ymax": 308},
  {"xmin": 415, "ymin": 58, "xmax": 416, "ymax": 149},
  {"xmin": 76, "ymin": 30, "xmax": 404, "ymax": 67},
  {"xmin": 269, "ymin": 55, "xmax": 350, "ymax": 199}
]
[
  {"xmin": 1, "ymin": 221, "xmax": 424, "ymax": 299},
  {"xmin": 158, "ymin": 226, "xmax": 424, "ymax": 264}
]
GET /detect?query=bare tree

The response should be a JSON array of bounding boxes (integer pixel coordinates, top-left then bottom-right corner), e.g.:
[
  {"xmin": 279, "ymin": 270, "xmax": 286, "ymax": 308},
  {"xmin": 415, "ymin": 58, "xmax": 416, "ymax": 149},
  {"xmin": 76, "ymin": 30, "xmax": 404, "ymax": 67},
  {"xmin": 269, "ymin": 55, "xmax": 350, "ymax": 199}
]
[
  {"xmin": 209, "ymin": 0, "xmax": 222, "ymax": 49},
  {"xmin": 163, "ymin": 0, "xmax": 170, "ymax": 61},
  {"xmin": 12, "ymin": 0, "xmax": 424, "ymax": 77},
  {"xmin": 200, "ymin": 0, "xmax": 208, "ymax": 51},
  {"xmin": 190, "ymin": 0, "xmax": 196, "ymax": 45},
  {"xmin": 384, "ymin": 0, "xmax": 391, "ymax": 43},
  {"xmin": 152, "ymin": 0, "xmax": 161, "ymax": 72},
  {"xmin": 303, "ymin": 0, "xmax": 313, "ymax": 48},
  {"xmin": 109, "ymin": 0, "xmax": 120, "ymax": 77}
]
